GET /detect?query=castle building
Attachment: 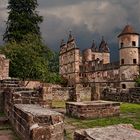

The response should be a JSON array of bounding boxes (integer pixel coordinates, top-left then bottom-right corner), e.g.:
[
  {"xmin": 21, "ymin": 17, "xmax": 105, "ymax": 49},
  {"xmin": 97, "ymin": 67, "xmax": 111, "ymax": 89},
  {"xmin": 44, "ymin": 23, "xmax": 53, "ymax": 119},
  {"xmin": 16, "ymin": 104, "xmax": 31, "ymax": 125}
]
[{"xmin": 59, "ymin": 25, "xmax": 140, "ymax": 89}]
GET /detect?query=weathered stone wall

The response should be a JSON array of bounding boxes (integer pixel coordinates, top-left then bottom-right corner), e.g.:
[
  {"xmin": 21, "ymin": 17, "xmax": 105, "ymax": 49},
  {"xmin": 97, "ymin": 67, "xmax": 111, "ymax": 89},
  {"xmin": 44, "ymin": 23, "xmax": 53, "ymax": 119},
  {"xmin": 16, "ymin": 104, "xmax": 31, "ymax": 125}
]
[
  {"xmin": 4, "ymin": 87, "xmax": 52, "ymax": 116},
  {"xmin": 0, "ymin": 54, "xmax": 9, "ymax": 80},
  {"xmin": 66, "ymin": 101, "xmax": 120, "ymax": 119},
  {"xmin": 10, "ymin": 104, "xmax": 64, "ymax": 140},
  {"xmin": 2, "ymin": 79, "xmax": 64, "ymax": 140},
  {"xmin": 23, "ymin": 80, "xmax": 42, "ymax": 89},
  {"xmin": 101, "ymin": 88, "xmax": 140, "ymax": 103}
]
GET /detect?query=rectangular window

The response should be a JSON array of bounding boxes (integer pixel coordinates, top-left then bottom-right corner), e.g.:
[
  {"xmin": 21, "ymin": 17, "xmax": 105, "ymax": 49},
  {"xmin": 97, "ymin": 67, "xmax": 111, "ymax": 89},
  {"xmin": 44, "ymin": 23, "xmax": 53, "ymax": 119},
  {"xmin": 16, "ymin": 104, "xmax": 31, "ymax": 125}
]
[
  {"xmin": 121, "ymin": 42, "xmax": 123, "ymax": 48},
  {"xmin": 133, "ymin": 59, "xmax": 137, "ymax": 64},
  {"xmin": 132, "ymin": 41, "xmax": 136, "ymax": 46},
  {"xmin": 121, "ymin": 59, "xmax": 124, "ymax": 65},
  {"xmin": 122, "ymin": 84, "xmax": 126, "ymax": 89}
]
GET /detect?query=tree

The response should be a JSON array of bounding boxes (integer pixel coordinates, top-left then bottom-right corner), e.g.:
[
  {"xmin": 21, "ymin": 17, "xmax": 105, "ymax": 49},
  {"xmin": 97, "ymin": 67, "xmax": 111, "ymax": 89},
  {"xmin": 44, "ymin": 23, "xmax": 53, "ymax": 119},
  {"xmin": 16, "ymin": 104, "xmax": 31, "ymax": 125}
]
[
  {"xmin": 3, "ymin": 0, "xmax": 43, "ymax": 42},
  {"xmin": 1, "ymin": 34, "xmax": 51, "ymax": 81}
]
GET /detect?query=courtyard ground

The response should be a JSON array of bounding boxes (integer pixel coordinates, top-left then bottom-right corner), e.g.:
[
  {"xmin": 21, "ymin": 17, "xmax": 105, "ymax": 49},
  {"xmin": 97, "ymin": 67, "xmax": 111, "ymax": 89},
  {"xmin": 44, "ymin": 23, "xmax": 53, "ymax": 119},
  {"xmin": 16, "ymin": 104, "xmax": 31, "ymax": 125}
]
[{"xmin": 0, "ymin": 101, "xmax": 140, "ymax": 140}]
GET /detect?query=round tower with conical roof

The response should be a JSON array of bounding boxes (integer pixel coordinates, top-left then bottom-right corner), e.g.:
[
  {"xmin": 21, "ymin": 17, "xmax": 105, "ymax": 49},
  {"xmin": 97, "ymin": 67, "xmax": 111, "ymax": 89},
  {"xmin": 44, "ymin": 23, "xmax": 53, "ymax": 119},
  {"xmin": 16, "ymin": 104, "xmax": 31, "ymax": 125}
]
[{"xmin": 118, "ymin": 25, "xmax": 139, "ymax": 89}]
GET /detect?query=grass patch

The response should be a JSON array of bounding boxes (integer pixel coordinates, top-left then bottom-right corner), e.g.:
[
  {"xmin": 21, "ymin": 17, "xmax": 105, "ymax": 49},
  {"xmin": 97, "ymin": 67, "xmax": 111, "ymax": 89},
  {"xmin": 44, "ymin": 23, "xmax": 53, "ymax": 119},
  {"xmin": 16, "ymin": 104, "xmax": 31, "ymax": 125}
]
[
  {"xmin": 64, "ymin": 103, "xmax": 140, "ymax": 140},
  {"xmin": 52, "ymin": 100, "xmax": 66, "ymax": 108}
]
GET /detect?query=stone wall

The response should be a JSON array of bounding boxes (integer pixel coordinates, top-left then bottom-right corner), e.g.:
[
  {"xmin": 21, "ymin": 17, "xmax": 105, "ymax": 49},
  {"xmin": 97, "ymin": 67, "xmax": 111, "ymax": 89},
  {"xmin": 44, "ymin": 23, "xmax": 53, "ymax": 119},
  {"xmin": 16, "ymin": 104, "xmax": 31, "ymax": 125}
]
[
  {"xmin": 4, "ymin": 87, "xmax": 52, "ymax": 116},
  {"xmin": 10, "ymin": 104, "xmax": 64, "ymax": 140},
  {"xmin": 2, "ymin": 79, "xmax": 64, "ymax": 140},
  {"xmin": 21, "ymin": 81, "xmax": 92, "ymax": 102},
  {"xmin": 101, "ymin": 88, "xmax": 140, "ymax": 103},
  {"xmin": 0, "ymin": 54, "xmax": 9, "ymax": 80}
]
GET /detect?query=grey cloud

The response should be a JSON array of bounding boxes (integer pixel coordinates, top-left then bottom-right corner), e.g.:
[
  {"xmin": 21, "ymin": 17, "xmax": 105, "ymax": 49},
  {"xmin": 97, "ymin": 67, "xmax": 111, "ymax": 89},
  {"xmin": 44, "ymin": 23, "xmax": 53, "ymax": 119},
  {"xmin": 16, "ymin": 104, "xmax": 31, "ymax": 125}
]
[{"xmin": 0, "ymin": 0, "xmax": 140, "ymax": 61}]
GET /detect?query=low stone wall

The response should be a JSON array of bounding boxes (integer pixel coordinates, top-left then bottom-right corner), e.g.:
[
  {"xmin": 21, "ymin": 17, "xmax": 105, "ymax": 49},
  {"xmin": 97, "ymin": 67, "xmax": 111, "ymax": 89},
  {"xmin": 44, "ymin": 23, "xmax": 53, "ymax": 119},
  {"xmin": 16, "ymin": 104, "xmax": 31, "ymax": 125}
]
[
  {"xmin": 23, "ymin": 80, "xmax": 42, "ymax": 89},
  {"xmin": 66, "ymin": 101, "xmax": 120, "ymax": 119},
  {"xmin": 21, "ymin": 81, "xmax": 92, "ymax": 102},
  {"xmin": 52, "ymin": 87, "xmax": 72, "ymax": 101},
  {"xmin": 10, "ymin": 104, "xmax": 64, "ymax": 140},
  {"xmin": 102, "ymin": 88, "xmax": 140, "ymax": 103}
]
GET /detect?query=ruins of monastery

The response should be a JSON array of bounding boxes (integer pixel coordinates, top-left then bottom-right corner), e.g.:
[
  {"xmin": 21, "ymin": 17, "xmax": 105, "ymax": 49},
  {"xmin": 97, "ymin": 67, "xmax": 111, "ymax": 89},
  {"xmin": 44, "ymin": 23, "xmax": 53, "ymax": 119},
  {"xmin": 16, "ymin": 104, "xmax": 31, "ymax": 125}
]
[
  {"xmin": 59, "ymin": 25, "xmax": 140, "ymax": 90},
  {"xmin": 0, "ymin": 25, "xmax": 140, "ymax": 140}
]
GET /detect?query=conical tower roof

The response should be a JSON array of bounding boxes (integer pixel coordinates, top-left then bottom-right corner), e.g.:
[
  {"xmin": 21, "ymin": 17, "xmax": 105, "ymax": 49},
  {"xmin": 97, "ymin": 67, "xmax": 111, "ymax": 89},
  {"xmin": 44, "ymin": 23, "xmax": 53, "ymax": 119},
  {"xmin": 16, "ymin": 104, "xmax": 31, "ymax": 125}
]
[
  {"xmin": 91, "ymin": 40, "xmax": 97, "ymax": 52},
  {"xmin": 99, "ymin": 37, "xmax": 109, "ymax": 52},
  {"xmin": 118, "ymin": 25, "xmax": 139, "ymax": 37}
]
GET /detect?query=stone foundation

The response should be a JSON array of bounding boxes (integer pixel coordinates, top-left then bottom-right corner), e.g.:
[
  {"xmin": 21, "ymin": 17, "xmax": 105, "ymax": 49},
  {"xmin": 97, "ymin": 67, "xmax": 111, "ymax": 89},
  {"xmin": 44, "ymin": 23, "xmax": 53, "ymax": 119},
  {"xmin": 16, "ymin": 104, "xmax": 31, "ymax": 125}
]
[
  {"xmin": 10, "ymin": 104, "xmax": 64, "ymax": 140},
  {"xmin": 74, "ymin": 124, "xmax": 140, "ymax": 140},
  {"xmin": 66, "ymin": 100, "xmax": 120, "ymax": 119}
]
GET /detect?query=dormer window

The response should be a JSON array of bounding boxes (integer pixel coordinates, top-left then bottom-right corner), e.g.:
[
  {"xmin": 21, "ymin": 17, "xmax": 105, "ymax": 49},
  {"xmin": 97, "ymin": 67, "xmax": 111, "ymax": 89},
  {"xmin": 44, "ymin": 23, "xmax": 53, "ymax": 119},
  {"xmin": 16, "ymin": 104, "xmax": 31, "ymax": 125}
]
[{"xmin": 132, "ymin": 41, "xmax": 136, "ymax": 46}]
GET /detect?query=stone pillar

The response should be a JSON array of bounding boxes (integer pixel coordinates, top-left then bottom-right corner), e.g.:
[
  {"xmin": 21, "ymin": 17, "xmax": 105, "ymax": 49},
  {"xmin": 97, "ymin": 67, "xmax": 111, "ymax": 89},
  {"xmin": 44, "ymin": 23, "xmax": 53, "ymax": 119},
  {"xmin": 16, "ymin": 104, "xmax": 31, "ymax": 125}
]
[
  {"xmin": 68, "ymin": 84, "xmax": 81, "ymax": 102},
  {"xmin": 39, "ymin": 86, "xmax": 53, "ymax": 108},
  {"xmin": 91, "ymin": 83, "xmax": 100, "ymax": 101}
]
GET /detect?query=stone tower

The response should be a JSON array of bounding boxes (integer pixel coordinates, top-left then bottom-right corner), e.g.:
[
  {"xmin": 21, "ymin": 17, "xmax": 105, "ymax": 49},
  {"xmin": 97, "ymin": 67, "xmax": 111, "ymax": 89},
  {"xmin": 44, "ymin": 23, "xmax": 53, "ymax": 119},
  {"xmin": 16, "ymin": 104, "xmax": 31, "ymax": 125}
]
[
  {"xmin": 59, "ymin": 32, "xmax": 80, "ymax": 86},
  {"xmin": 82, "ymin": 38, "xmax": 110, "ymax": 64},
  {"xmin": 118, "ymin": 25, "xmax": 139, "ymax": 89}
]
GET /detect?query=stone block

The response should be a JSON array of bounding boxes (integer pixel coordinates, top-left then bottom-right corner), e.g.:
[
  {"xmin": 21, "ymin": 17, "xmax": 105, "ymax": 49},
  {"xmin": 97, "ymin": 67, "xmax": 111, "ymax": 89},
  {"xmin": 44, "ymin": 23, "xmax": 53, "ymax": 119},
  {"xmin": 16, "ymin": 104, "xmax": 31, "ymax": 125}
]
[{"xmin": 74, "ymin": 124, "xmax": 140, "ymax": 140}]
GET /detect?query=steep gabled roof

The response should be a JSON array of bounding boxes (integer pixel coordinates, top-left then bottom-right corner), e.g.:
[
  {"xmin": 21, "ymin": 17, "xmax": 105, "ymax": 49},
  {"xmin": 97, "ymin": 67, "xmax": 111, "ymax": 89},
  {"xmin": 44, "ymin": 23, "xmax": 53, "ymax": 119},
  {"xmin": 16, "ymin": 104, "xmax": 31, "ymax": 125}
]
[
  {"xmin": 91, "ymin": 40, "xmax": 97, "ymax": 52},
  {"xmin": 99, "ymin": 37, "xmax": 110, "ymax": 53}
]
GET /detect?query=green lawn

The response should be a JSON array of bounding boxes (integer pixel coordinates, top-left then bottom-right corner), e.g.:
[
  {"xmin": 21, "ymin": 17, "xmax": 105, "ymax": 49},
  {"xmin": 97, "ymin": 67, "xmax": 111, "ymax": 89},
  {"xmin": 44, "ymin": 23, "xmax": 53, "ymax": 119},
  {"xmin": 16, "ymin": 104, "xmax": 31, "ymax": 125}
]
[
  {"xmin": 64, "ymin": 102, "xmax": 140, "ymax": 140},
  {"xmin": 52, "ymin": 100, "xmax": 66, "ymax": 108}
]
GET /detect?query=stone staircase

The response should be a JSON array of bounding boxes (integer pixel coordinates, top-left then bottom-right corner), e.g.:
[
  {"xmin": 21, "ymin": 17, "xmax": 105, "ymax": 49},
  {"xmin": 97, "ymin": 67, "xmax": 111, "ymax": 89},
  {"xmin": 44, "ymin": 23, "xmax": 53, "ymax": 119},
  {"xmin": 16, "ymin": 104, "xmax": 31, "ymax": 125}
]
[
  {"xmin": 0, "ymin": 78, "xmax": 47, "ymax": 115},
  {"xmin": 0, "ymin": 78, "xmax": 64, "ymax": 140}
]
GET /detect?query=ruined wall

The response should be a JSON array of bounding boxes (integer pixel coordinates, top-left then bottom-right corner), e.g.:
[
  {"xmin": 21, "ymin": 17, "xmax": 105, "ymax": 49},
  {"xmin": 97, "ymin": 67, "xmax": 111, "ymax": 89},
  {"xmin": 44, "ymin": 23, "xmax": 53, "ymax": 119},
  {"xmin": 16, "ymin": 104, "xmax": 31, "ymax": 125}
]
[
  {"xmin": 4, "ymin": 87, "xmax": 52, "ymax": 117},
  {"xmin": 2, "ymin": 79, "xmax": 64, "ymax": 140},
  {"xmin": 23, "ymin": 80, "xmax": 93, "ymax": 101},
  {"xmin": 0, "ymin": 54, "xmax": 9, "ymax": 80},
  {"xmin": 101, "ymin": 88, "xmax": 140, "ymax": 103},
  {"xmin": 23, "ymin": 80, "xmax": 41, "ymax": 89}
]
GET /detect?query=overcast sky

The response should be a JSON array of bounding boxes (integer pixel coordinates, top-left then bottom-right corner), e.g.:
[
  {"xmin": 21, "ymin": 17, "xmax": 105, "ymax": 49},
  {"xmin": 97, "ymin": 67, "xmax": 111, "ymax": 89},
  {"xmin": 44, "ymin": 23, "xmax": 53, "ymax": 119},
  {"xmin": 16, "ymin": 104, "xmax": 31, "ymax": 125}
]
[{"xmin": 1, "ymin": 0, "xmax": 140, "ymax": 61}]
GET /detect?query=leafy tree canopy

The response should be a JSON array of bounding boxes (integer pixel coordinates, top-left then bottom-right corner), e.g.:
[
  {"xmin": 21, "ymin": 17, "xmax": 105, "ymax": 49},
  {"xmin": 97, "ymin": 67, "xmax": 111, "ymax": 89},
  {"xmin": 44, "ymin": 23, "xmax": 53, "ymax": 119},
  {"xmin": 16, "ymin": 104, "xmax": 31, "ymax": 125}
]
[{"xmin": 1, "ymin": 34, "xmax": 50, "ymax": 80}]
